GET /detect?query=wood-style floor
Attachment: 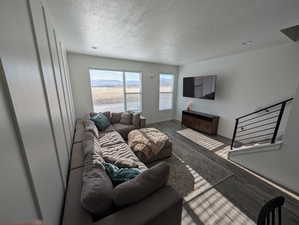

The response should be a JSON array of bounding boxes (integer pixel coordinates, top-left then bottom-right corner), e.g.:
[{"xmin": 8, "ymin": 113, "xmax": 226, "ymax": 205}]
[{"xmin": 149, "ymin": 120, "xmax": 299, "ymax": 225}]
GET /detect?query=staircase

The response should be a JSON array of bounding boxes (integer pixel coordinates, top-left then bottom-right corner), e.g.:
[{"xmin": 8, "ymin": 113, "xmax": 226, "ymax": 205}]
[{"xmin": 230, "ymin": 98, "xmax": 293, "ymax": 150}]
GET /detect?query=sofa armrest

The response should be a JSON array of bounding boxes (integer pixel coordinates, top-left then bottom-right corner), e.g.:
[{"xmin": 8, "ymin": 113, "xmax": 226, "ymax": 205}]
[
  {"xmin": 94, "ymin": 186, "xmax": 182, "ymax": 225},
  {"xmin": 140, "ymin": 116, "xmax": 146, "ymax": 128}
]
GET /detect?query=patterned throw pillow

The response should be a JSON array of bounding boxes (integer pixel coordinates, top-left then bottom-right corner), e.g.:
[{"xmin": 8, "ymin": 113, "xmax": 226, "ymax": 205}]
[
  {"xmin": 90, "ymin": 113, "xmax": 111, "ymax": 131},
  {"xmin": 103, "ymin": 162, "xmax": 141, "ymax": 186}
]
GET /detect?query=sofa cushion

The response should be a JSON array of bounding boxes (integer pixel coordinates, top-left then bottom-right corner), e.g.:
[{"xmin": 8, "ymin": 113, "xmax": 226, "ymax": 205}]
[
  {"xmin": 62, "ymin": 168, "xmax": 93, "ymax": 225},
  {"xmin": 83, "ymin": 120, "xmax": 99, "ymax": 138},
  {"xmin": 91, "ymin": 113, "xmax": 111, "ymax": 131},
  {"xmin": 103, "ymin": 156, "xmax": 139, "ymax": 168},
  {"xmin": 74, "ymin": 120, "xmax": 86, "ymax": 143},
  {"xmin": 83, "ymin": 151, "xmax": 105, "ymax": 168},
  {"xmin": 103, "ymin": 162, "xmax": 141, "ymax": 186},
  {"xmin": 132, "ymin": 113, "xmax": 141, "ymax": 128},
  {"xmin": 112, "ymin": 123, "xmax": 135, "ymax": 139},
  {"xmin": 82, "ymin": 137, "xmax": 102, "ymax": 156},
  {"xmin": 100, "ymin": 142, "xmax": 147, "ymax": 171},
  {"xmin": 70, "ymin": 143, "xmax": 84, "ymax": 170},
  {"xmin": 103, "ymin": 124, "xmax": 115, "ymax": 133},
  {"xmin": 112, "ymin": 162, "xmax": 169, "ymax": 207},
  {"xmin": 97, "ymin": 131, "xmax": 125, "ymax": 148},
  {"xmin": 81, "ymin": 162, "xmax": 114, "ymax": 217},
  {"xmin": 111, "ymin": 112, "xmax": 122, "ymax": 124},
  {"xmin": 120, "ymin": 112, "xmax": 132, "ymax": 125},
  {"xmin": 83, "ymin": 130, "xmax": 97, "ymax": 141}
]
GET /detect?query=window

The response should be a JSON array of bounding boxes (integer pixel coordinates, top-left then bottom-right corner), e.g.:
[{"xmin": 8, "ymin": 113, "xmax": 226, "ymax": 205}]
[
  {"xmin": 125, "ymin": 72, "xmax": 142, "ymax": 112},
  {"xmin": 89, "ymin": 69, "xmax": 142, "ymax": 112},
  {"xmin": 159, "ymin": 73, "xmax": 174, "ymax": 110}
]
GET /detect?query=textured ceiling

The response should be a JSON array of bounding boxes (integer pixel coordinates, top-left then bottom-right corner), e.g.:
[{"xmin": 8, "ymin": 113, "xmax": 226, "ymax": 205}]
[{"xmin": 47, "ymin": 0, "xmax": 299, "ymax": 65}]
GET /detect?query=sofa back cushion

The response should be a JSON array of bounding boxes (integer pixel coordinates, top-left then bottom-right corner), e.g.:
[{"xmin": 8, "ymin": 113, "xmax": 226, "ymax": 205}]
[
  {"xmin": 120, "ymin": 112, "xmax": 132, "ymax": 125},
  {"xmin": 112, "ymin": 162, "xmax": 169, "ymax": 207},
  {"xmin": 81, "ymin": 162, "xmax": 114, "ymax": 217},
  {"xmin": 83, "ymin": 120, "xmax": 99, "ymax": 138},
  {"xmin": 81, "ymin": 134, "xmax": 114, "ymax": 217},
  {"xmin": 132, "ymin": 113, "xmax": 141, "ymax": 128},
  {"xmin": 90, "ymin": 113, "xmax": 111, "ymax": 131},
  {"xmin": 82, "ymin": 136, "xmax": 102, "ymax": 156},
  {"xmin": 111, "ymin": 112, "xmax": 122, "ymax": 124}
]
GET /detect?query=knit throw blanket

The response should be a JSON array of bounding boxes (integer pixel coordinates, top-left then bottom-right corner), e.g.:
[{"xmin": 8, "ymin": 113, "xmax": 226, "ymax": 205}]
[{"xmin": 128, "ymin": 128, "xmax": 169, "ymax": 160}]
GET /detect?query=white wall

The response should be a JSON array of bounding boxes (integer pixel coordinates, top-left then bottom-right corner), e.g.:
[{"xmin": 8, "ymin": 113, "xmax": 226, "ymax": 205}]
[
  {"xmin": 230, "ymin": 81, "xmax": 299, "ymax": 193},
  {"xmin": 68, "ymin": 53, "xmax": 179, "ymax": 123},
  {"xmin": 0, "ymin": 61, "xmax": 39, "ymax": 223},
  {"xmin": 0, "ymin": 0, "xmax": 75, "ymax": 224},
  {"xmin": 177, "ymin": 43, "xmax": 299, "ymax": 138}
]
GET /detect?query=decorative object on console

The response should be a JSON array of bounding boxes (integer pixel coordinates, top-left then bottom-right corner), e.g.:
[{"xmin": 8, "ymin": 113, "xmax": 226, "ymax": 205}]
[
  {"xmin": 187, "ymin": 102, "xmax": 192, "ymax": 111},
  {"xmin": 182, "ymin": 110, "xmax": 219, "ymax": 135}
]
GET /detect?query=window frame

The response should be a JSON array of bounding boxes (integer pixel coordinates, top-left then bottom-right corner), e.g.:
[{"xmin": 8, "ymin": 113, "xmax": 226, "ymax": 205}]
[
  {"xmin": 123, "ymin": 71, "xmax": 142, "ymax": 112},
  {"xmin": 159, "ymin": 73, "xmax": 175, "ymax": 111},
  {"xmin": 89, "ymin": 68, "xmax": 143, "ymax": 113}
]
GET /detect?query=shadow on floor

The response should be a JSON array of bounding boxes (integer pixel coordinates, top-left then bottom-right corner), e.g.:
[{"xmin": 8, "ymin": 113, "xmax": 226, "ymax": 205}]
[{"xmin": 148, "ymin": 120, "xmax": 299, "ymax": 225}]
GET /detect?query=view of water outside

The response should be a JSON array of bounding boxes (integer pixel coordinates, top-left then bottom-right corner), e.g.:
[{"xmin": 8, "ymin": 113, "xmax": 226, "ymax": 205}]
[{"xmin": 89, "ymin": 69, "xmax": 141, "ymax": 112}]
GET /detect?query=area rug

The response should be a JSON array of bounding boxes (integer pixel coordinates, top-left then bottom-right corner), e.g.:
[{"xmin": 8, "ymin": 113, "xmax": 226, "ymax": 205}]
[
  {"xmin": 176, "ymin": 128, "xmax": 224, "ymax": 151},
  {"xmin": 149, "ymin": 148, "xmax": 233, "ymax": 200}
]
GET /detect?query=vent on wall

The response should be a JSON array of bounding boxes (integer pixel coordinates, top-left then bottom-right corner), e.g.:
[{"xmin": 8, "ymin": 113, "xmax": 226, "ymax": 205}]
[{"xmin": 280, "ymin": 25, "xmax": 299, "ymax": 42}]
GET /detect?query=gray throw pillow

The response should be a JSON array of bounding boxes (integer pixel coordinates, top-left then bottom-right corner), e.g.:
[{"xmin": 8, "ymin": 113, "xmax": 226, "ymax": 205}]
[
  {"xmin": 111, "ymin": 112, "xmax": 122, "ymax": 124},
  {"xmin": 81, "ymin": 162, "xmax": 114, "ymax": 217},
  {"xmin": 132, "ymin": 113, "xmax": 141, "ymax": 128},
  {"xmin": 120, "ymin": 112, "xmax": 132, "ymax": 125},
  {"xmin": 112, "ymin": 162, "xmax": 169, "ymax": 207}
]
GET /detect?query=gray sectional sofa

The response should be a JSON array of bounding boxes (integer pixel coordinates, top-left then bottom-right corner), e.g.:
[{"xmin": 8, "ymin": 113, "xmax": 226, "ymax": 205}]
[
  {"xmin": 74, "ymin": 112, "xmax": 146, "ymax": 142},
  {"xmin": 62, "ymin": 112, "xmax": 182, "ymax": 225}
]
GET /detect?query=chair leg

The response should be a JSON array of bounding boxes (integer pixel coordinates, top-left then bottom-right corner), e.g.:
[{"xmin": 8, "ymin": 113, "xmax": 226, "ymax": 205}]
[{"xmin": 278, "ymin": 207, "xmax": 282, "ymax": 225}]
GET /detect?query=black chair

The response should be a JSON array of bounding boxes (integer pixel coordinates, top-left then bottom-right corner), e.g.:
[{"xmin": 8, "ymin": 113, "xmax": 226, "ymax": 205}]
[{"xmin": 257, "ymin": 196, "xmax": 285, "ymax": 225}]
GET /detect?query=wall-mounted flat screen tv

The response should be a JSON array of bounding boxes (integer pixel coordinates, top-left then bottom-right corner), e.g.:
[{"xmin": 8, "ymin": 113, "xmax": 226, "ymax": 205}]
[{"xmin": 183, "ymin": 75, "xmax": 216, "ymax": 100}]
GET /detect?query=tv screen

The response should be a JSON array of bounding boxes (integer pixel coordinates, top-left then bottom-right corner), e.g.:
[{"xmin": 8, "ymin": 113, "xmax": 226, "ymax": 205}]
[{"xmin": 183, "ymin": 75, "xmax": 216, "ymax": 100}]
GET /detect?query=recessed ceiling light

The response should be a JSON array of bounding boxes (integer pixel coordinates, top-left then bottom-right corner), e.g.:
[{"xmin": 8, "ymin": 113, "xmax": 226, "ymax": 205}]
[
  {"xmin": 92, "ymin": 46, "xmax": 98, "ymax": 50},
  {"xmin": 242, "ymin": 41, "xmax": 253, "ymax": 47}
]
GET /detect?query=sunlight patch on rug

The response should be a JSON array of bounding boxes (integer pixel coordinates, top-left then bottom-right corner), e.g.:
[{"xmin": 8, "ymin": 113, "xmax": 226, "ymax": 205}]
[
  {"xmin": 173, "ymin": 153, "xmax": 255, "ymax": 225},
  {"xmin": 182, "ymin": 187, "xmax": 256, "ymax": 225},
  {"xmin": 177, "ymin": 128, "xmax": 224, "ymax": 151}
]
